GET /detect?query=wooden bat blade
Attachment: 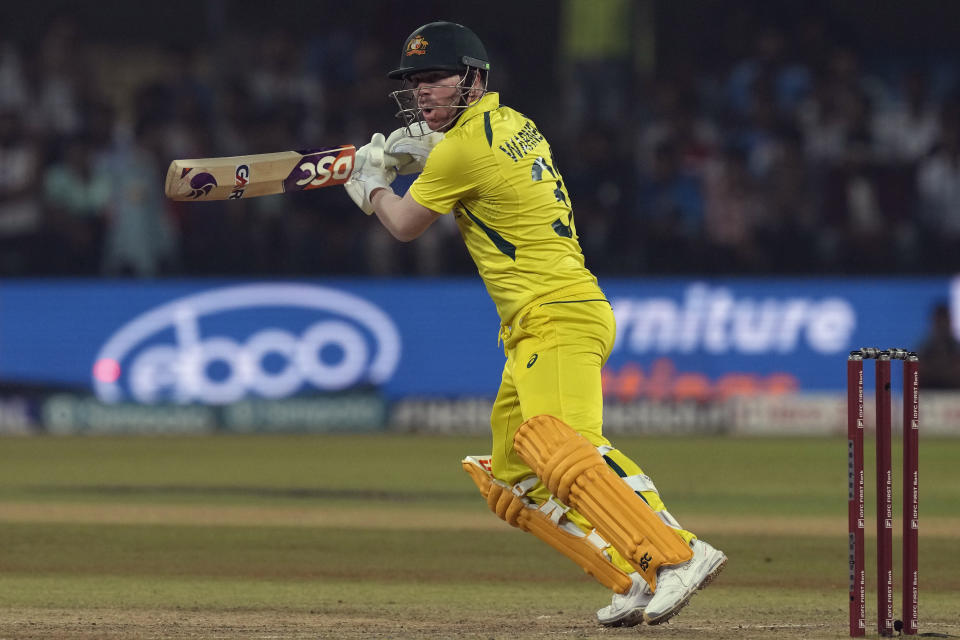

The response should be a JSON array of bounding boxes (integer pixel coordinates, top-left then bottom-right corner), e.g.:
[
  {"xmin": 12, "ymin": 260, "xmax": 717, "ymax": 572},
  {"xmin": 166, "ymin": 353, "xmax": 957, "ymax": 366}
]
[{"xmin": 165, "ymin": 145, "xmax": 356, "ymax": 201}]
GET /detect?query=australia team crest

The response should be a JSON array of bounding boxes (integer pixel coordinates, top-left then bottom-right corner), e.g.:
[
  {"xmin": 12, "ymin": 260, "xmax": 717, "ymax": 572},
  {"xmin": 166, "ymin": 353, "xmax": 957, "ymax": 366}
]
[{"xmin": 405, "ymin": 35, "xmax": 428, "ymax": 56}]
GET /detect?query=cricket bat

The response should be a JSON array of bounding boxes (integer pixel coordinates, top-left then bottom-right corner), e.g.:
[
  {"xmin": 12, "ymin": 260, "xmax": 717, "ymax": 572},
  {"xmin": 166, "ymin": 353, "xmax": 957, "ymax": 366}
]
[{"xmin": 165, "ymin": 145, "xmax": 356, "ymax": 201}]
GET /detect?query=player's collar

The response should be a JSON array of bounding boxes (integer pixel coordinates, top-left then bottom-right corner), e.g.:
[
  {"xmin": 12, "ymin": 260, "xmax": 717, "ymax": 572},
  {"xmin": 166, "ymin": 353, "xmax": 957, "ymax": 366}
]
[{"xmin": 449, "ymin": 92, "xmax": 500, "ymax": 130}]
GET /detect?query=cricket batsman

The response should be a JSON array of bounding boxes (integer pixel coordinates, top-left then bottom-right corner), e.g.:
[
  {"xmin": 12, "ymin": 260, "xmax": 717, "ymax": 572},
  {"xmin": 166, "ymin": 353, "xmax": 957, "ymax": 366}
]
[{"xmin": 343, "ymin": 21, "xmax": 726, "ymax": 627}]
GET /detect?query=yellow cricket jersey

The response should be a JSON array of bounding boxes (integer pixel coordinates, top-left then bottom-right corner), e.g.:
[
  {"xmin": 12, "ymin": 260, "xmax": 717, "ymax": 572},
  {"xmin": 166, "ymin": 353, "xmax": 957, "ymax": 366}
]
[{"xmin": 408, "ymin": 92, "xmax": 602, "ymax": 324}]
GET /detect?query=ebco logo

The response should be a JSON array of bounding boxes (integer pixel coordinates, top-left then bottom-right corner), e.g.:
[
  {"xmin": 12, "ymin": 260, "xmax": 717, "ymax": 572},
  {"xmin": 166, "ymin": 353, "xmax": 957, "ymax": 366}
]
[
  {"xmin": 91, "ymin": 284, "xmax": 401, "ymax": 405},
  {"xmin": 405, "ymin": 35, "xmax": 428, "ymax": 56}
]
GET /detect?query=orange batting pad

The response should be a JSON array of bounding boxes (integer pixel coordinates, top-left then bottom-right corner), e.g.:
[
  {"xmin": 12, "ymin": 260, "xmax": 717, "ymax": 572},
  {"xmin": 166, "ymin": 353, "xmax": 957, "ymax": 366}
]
[
  {"xmin": 513, "ymin": 415, "xmax": 693, "ymax": 591},
  {"xmin": 462, "ymin": 456, "xmax": 633, "ymax": 594}
]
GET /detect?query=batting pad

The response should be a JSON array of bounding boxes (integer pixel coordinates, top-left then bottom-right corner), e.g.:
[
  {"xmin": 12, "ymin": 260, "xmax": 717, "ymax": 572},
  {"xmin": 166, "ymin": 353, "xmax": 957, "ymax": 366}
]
[
  {"xmin": 513, "ymin": 415, "xmax": 693, "ymax": 591},
  {"xmin": 462, "ymin": 455, "xmax": 634, "ymax": 594}
]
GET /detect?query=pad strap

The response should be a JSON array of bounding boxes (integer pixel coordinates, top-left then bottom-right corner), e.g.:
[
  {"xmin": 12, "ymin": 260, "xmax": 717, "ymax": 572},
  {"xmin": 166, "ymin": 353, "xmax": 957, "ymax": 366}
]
[
  {"xmin": 462, "ymin": 455, "xmax": 633, "ymax": 593},
  {"xmin": 598, "ymin": 445, "xmax": 685, "ymax": 531},
  {"xmin": 513, "ymin": 415, "xmax": 694, "ymax": 591}
]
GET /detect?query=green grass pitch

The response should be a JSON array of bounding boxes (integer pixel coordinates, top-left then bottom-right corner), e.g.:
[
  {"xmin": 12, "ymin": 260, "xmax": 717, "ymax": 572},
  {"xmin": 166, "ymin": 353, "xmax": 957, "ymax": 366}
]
[{"xmin": 0, "ymin": 434, "xmax": 957, "ymax": 639}]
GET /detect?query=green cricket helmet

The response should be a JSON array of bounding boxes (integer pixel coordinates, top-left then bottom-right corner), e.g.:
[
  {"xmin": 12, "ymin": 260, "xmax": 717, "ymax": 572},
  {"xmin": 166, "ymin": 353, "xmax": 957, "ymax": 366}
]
[
  {"xmin": 388, "ymin": 22, "xmax": 491, "ymax": 134},
  {"xmin": 388, "ymin": 21, "xmax": 490, "ymax": 80}
]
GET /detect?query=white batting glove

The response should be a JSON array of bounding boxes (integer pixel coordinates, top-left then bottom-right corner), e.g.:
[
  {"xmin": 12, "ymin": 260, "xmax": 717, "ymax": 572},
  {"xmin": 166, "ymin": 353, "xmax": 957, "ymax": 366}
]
[
  {"xmin": 344, "ymin": 132, "xmax": 398, "ymax": 215},
  {"xmin": 384, "ymin": 122, "xmax": 444, "ymax": 175}
]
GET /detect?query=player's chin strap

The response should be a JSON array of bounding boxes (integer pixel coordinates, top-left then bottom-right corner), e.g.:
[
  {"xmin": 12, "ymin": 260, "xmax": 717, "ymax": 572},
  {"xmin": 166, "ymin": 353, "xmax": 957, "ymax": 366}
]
[{"xmin": 462, "ymin": 455, "xmax": 634, "ymax": 594}]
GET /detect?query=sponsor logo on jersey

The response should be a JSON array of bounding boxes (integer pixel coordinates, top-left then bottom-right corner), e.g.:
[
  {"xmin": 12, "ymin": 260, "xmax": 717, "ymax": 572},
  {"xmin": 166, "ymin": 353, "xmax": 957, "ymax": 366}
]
[
  {"xmin": 405, "ymin": 35, "xmax": 428, "ymax": 56},
  {"xmin": 526, "ymin": 353, "xmax": 538, "ymax": 368},
  {"xmin": 91, "ymin": 284, "xmax": 401, "ymax": 405}
]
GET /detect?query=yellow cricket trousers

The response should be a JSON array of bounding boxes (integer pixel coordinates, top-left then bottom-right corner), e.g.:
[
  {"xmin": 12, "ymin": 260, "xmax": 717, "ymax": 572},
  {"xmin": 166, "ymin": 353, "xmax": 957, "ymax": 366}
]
[{"xmin": 489, "ymin": 292, "xmax": 695, "ymax": 561}]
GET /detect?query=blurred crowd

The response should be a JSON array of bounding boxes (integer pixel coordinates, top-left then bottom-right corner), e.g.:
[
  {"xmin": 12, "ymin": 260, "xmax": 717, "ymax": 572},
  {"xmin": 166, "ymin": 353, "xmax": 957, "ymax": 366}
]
[{"xmin": 1, "ymin": 2, "xmax": 958, "ymax": 278}]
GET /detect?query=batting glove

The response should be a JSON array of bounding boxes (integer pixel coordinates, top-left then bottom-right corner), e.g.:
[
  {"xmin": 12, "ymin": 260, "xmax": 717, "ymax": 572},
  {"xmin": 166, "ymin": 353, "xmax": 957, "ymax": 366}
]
[
  {"xmin": 384, "ymin": 122, "xmax": 445, "ymax": 175},
  {"xmin": 344, "ymin": 132, "xmax": 398, "ymax": 215}
]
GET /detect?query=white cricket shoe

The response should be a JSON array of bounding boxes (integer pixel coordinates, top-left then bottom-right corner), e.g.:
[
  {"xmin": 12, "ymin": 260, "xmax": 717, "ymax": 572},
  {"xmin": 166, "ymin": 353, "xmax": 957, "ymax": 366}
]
[
  {"xmin": 642, "ymin": 539, "xmax": 727, "ymax": 625},
  {"xmin": 596, "ymin": 572, "xmax": 652, "ymax": 627}
]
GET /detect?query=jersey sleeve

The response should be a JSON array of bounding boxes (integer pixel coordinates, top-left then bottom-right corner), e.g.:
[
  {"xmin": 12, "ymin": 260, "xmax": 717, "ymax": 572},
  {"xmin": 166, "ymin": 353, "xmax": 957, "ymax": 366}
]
[{"xmin": 408, "ymin": 135, "xmax": 482, "ymax": 214}]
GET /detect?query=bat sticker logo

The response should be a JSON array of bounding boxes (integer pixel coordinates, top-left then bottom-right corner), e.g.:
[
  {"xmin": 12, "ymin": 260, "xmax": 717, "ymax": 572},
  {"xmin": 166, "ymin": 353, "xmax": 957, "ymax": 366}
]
[
  {"xmin": 229, "ymin": 164, "xmax": 250, "ymax": 200},
  {"xmin": 188, "ymin": 172, "xmax": 217, "ymax": 198},
  {"xmin": 285, "ymin": 147, "xmax": 355, "ymax": 192}
]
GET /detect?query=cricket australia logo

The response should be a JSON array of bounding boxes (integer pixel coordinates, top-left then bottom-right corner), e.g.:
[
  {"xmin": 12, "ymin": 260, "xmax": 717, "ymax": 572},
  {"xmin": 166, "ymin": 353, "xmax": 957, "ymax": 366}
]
[{"xmin": 405, "ymin": 35, "xmax": 428, "ymax": 56}]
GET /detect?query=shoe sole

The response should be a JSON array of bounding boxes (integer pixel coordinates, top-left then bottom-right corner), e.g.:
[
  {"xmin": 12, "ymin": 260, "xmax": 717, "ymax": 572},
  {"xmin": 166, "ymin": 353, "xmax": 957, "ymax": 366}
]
[
  {"xmin": 599, "ymin": 607, "xmax": 646, "ymax": 628},
  {"xmin": 642, "ymin": 553, "xmax": 727, "ymax": 626}
]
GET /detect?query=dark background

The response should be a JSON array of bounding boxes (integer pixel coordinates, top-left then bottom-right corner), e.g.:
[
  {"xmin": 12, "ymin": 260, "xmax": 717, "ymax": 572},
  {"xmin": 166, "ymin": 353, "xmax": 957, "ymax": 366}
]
[{"xmin": 0, "ymin": 0, "xmax": 958, "ymax": 278}]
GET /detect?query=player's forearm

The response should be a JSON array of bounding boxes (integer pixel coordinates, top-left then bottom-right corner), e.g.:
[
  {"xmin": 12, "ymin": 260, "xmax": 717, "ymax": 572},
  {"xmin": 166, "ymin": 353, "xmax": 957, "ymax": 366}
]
[
  {"xmin": 371, "ymin": 189, "xmax": 415, "ymax": 241},
  {"xmin": 370, "ymin": 188, "xmax": 436, "ymax": 242}
]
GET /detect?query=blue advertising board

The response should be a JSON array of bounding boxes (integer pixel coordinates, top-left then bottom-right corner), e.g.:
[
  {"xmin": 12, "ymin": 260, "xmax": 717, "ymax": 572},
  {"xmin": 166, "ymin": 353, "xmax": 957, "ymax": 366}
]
[
  {"xmin": 0, "ymin": 277, "xmax": 953, "ymax": 405},
  {"xmin": 601, "ymin": 277, "xmax": 951, "ymax": 400}
]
